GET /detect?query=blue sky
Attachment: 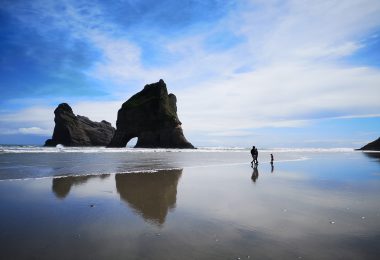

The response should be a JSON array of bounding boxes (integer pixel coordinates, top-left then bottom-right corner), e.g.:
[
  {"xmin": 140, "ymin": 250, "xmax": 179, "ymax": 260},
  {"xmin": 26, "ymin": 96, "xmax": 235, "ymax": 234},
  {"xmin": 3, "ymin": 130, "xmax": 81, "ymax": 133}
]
[{"xmin": 0, "ymin": 0, "xmax": 379, "ymax": 148}]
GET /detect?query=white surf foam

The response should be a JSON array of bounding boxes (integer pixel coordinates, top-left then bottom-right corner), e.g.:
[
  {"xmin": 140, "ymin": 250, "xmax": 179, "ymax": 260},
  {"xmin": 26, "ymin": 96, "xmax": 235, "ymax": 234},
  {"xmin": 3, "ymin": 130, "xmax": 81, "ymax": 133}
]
[{"xmin": 0, "ymin": 145, "xmax": 357, "ymax": 154}]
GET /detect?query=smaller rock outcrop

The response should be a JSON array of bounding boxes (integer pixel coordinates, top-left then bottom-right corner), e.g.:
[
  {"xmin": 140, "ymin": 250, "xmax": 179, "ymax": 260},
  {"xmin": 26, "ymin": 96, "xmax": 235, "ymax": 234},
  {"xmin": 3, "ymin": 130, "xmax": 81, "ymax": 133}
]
[
  {"xmin": 359, "ymin": 137, "xmax": 380, "ymax": 151},
  {"xmin": 44, "ymin": 103, "xmax": 115, "ymax": 146}
]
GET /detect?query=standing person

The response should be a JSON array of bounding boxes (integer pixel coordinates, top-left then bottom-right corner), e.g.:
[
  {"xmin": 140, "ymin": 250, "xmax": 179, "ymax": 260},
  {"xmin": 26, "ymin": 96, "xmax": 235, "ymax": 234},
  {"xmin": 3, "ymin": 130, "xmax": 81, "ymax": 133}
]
[
  {"xmin": 254, "ymin": 147, "xmax": 258, "ymax": 165},
  {"xmin": 250, "ymin": 146, "xmax": 256, "ymax": 166}
]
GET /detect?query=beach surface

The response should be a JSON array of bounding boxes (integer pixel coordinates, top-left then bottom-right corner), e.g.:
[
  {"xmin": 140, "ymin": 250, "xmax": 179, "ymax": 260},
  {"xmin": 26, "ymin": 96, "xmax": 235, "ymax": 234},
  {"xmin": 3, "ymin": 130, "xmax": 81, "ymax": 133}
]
[{"xmin": 0, "ymin": 147, "xmax": 380, "ymax": 259}]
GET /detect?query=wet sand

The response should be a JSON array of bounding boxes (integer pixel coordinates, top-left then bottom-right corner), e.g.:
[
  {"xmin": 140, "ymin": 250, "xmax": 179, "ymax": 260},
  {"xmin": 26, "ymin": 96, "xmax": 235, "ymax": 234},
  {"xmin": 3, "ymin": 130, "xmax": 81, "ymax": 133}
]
[{"xmin": 1, "ymin": 152, "xmax": 380, "ymax": 259}]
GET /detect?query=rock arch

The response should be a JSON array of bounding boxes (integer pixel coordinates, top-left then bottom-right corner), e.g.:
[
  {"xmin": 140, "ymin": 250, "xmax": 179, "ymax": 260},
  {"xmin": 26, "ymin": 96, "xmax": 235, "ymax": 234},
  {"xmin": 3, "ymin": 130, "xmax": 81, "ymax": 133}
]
[{"xmin": 108, "ymin": 79, "xmax": 194, "ymax": 148}]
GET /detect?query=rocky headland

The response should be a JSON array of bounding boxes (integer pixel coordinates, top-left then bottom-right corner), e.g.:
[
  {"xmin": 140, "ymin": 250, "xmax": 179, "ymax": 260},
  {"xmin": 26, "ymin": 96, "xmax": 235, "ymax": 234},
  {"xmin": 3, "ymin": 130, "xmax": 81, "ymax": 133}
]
[
  {"xmin": 359, "ymin": 137, "xmax": 380, "ymax": 151},
  {"xmin": 108, "ymin": 79, "xmax": 194, "ymax": 148},
  {"xmin": 44, "ymin": 103, "xmax": 115, "ymax": 146}
]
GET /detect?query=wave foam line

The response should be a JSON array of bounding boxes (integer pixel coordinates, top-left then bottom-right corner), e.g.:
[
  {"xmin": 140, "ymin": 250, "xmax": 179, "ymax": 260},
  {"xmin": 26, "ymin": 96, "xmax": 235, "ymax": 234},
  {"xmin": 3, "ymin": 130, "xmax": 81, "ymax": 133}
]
[
  {"xmin": 0, "ymin": 147, "xmax": 251, "ymax": 154},
  {"xmin": 0, "ymin": 147, "xmax": 356, "ymax": 154}
]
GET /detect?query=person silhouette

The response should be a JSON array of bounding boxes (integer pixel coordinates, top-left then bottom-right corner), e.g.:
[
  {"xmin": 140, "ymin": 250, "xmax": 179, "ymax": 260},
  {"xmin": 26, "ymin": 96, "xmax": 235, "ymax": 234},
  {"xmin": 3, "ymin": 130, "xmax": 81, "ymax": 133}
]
[
  {"xmin": 250, "ymin": 146, "xmax": 256, "ymax": 166},
  {"xmin": 250, "ymin": 146, "xmax": 259, "ymax": 165},
  {"xmin": 254, "ymin": 147, "xmax": 258, "ymax": 165}
]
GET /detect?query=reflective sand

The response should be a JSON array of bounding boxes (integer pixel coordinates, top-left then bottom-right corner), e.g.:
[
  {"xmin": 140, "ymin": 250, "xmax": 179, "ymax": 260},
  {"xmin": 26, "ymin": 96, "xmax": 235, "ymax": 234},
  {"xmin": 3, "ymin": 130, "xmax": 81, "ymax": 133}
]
[{"xmin": 0, "ymin": 151, "xmax": 380, "ymax": 259}]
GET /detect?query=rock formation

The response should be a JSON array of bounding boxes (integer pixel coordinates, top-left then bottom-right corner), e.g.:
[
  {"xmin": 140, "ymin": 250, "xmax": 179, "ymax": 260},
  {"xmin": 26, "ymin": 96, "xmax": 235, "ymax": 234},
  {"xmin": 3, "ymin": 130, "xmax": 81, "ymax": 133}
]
[
  {"xmin": 108, "ymin": 79, "xmax": 194, "ymax": 148},
  {"xmin": 44, "ymin": 103, "xmax": 115, "ymax": 146},
  {"xmin": 359, "ymin": 137, "xmax": 380, "ymax": 151}
]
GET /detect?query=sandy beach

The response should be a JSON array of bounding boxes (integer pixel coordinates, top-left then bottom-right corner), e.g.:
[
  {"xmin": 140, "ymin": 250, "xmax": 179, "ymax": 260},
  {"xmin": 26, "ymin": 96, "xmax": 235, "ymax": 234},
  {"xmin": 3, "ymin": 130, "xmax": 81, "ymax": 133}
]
[{"xmin": 0, "ymin": 149, "xmax": 380, "ymax": 259}]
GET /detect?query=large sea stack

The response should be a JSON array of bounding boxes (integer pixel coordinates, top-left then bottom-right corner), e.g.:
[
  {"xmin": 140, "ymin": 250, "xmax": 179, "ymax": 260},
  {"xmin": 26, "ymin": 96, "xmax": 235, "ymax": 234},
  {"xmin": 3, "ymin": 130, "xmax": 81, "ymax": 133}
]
[
  {"xmin": 359, "ymin": 137, "xmax": 380, "ymax": 151},
  {"xmin": 44, "ymin": 103, "xmax": 115, "ymax": 146},
  {"xmin": 108, "ymin": 79, "xmax": 194, "ymax": 148}
]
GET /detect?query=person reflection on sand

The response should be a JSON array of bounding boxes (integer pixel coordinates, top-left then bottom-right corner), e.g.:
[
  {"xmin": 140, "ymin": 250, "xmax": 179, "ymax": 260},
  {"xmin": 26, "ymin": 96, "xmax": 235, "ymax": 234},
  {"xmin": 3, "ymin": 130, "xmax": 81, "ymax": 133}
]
[
  {"xmin": 115, "ymin": 169, "xmax": 182, "ymax": 226},
  {"xmin": 270, "ymin": 153, "xmax": 274, "ymax": 173},
  {"xmin": 52, "ymin": 174, "xmax": 110, "ymax": 199},
  {"xmin": 251, "ymin": 165, "xmax": 259, "ymax": 183}
]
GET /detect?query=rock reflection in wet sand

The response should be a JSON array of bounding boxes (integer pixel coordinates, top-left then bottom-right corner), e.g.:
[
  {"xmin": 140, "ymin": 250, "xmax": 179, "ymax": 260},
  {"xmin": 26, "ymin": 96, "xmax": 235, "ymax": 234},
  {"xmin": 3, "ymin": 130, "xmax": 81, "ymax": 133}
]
[
  {"xmin": 115, "ymin": 169, "xmax": 182, "ymax": 225},
  {"xmin": 52, "ymin": 174, "xmax": 110, "ymax": 198}
]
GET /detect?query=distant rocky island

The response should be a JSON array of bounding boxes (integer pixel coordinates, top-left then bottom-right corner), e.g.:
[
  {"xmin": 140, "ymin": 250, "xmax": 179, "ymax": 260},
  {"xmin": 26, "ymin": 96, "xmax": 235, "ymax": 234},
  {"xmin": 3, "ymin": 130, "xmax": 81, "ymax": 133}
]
[
  {"xmin": 44, "ymin": 103, "xmax": 115, "ymax": 146},
  {"xmin": 45, "ymin": 79, "xmax": 194, "ymax": 148},
  {"xmin": 359, "ymin": 137, "xmax": 380, "ymax": 151}
]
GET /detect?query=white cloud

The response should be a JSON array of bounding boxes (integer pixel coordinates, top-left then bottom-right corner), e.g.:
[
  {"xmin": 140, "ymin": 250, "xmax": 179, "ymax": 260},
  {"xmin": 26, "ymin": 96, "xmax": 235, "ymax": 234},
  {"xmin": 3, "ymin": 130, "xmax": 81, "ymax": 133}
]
[
  {"xmin": 0, "ymin": 107, "xmax": 54, "ymax": 126},
  {"xmin": 18, "ymin": 127, "xmax": 51, "ymax": 135},
  {"xmin": 71, "ymin": 100, "xmax": 121, "ymax": 125},
  {"xmin": 170, "ymin": 0, "xmax": 380, "ymax": 138},
  {"xmin": 177, "ymin": 64, "xmax": 380, "ymax": 135},
  {"xmin": 293, "ymin": 42, "xmax": 363, "ymax": 59},
  {"xmin": 207, "ymin": 130, "xmax": 254, "ymax": 137},
  {"xmin": 237, "ymin": 0, "xmax": 380, "ymax": 63},
  {"xmin": 88, "ymin": 34, "xmax": 165, "ymax": 87}
]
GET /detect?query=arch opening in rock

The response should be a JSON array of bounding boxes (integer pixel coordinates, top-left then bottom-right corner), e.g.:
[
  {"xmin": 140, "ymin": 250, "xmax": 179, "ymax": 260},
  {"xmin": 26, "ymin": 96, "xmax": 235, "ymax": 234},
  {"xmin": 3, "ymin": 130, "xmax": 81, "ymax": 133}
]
[{"xmin": 126, "ymin": 137, "xmax": 138, "ymax": 148}]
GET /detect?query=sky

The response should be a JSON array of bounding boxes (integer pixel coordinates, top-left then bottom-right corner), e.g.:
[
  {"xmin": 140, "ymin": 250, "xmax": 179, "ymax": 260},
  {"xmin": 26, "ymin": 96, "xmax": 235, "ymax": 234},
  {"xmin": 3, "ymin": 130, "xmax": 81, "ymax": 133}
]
[{"xmin": 0, "ymin": 0, "xmax": 379, "ymax": 148}]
